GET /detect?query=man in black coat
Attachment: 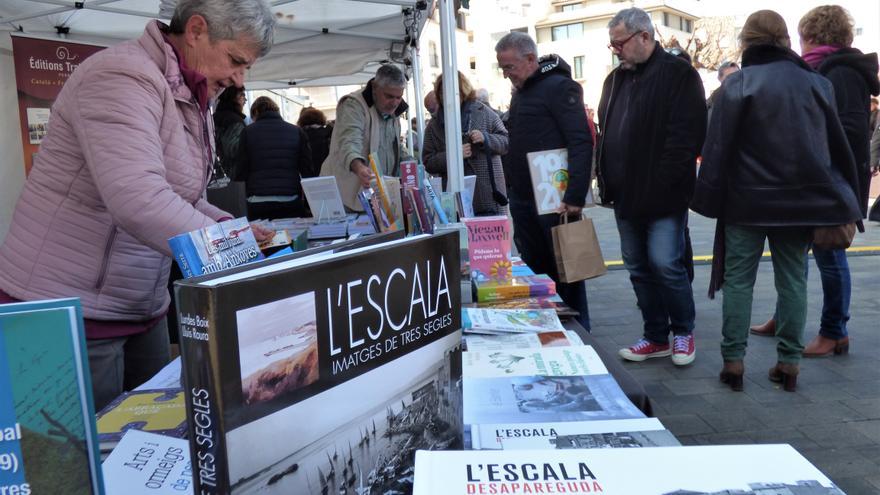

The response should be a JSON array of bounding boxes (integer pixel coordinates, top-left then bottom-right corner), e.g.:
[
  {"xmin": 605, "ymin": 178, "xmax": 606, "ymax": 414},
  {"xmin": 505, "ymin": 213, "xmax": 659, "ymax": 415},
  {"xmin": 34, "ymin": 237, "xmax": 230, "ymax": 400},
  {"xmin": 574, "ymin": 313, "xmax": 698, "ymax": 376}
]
[
  {"xmin": 236, "ymin": 96, "xmax": 312, "ymax": 220},
  {"xmin": 495, "ymin": 32, "xmax": 593, "ymax": 330},
  {"xmin": 597, "ymin": 8, "xmax": 706, "ymax": 365}
]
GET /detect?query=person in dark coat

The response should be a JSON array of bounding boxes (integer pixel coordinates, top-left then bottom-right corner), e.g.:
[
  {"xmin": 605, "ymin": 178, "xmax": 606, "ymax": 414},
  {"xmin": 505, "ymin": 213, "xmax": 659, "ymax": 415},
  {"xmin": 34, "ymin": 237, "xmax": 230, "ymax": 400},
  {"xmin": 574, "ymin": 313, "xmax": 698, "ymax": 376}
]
[
  {"xmin": 597, "ymin": 8, "xmax": 706, "ymax": 366},
  {"xmin": 236, "ymin": 96, "xmax": 312, "ymax": 220},
  {"xmin": 297, "ymin": 107, "xmax": 332, "ymax": 179},
  {"xmin": 214, "ymin": 85, "xmax": 247, "ymax": 177},
  {"xmin": 691, "ymin": 10, "xmax": 862, "ymax": 392},
  {"xmin": 494, "ymin": 32, "xmax": 592, "ymax": 330},
  {"xmin": 422, "ymin": 71, "xmax": 509, "ymax": 216},
  {"xmin": 751, "ymin": 5, "xmax": 880, "ymax": 357}
]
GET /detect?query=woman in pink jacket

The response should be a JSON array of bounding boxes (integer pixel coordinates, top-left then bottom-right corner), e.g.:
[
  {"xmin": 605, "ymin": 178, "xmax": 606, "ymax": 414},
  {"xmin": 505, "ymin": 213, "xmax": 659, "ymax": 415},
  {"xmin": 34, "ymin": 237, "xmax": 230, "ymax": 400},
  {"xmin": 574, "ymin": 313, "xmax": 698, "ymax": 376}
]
[{"xmin": 0, "ymin": 0, "xmax": 275, "ymax": 410}]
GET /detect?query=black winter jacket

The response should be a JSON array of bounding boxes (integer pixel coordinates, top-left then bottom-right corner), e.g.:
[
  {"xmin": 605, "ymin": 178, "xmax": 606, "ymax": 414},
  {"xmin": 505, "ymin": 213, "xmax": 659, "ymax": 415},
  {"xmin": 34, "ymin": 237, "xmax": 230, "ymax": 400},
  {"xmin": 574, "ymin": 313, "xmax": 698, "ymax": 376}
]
[
  {"xmin": 504, "ymin": 55, "xmax": 591, "ymax": 208},
  {"xmin": 597, "ymin": 42, "xmax": 707, "ymax": 220},
  {"xmin": 213, "ymin": 103, "xmax": 246, "ymax": 177},
  {"xmin": 236, "ymin": 111, "xmax": 312, "ymax": 197},
  {"xmin": 692, "ymin": 44, "xmax": 861, "ymax": 227},
  {"xmin": 817, "ymin": 48, "xmax": 880, "ymax": 216}
]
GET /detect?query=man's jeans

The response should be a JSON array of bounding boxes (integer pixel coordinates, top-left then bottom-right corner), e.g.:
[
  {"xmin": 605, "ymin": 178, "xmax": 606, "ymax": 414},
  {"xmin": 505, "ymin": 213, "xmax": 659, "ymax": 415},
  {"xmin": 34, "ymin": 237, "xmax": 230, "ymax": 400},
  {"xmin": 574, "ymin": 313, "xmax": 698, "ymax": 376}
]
[
  {"xmin": 615, "ymin": 209, "xmax": 695, "ymax": 344},
  {"xmin": 812, "ymin": 247, "xmax": 851, "ymax": 340}
]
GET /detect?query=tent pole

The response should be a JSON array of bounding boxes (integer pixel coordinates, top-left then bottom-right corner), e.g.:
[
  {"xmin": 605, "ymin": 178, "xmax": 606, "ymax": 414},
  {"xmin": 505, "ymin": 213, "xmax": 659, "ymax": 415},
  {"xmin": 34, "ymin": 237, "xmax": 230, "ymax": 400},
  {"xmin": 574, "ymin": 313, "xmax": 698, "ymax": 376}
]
[
  {"xmin": 438, "ymin": 0, "xmax": 463, "ymax": 194},
  {"xmin": 411, "ymin": 46, "xmax": 426, "ymax": 162},
  {"xmin": 405, "ymin": 82, "xmax": 415, "ymax": 157}
]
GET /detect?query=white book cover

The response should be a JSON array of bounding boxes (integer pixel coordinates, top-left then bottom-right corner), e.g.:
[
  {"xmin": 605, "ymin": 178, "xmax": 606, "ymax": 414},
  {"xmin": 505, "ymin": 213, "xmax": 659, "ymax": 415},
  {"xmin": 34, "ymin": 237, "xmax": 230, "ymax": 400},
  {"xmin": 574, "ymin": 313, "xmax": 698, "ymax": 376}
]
[
  {"xmin": 102, "ymin": 430, "xmax": 191, "ymax": 494},
  {"xmin": 301, "ymin": 176, "xmax": 347, "ymax": 222},
  {"xmin": 463, "ymin": 373, "xmax": 644, "ymax": 424},
  {"xmin": 464, "ymin": 331, "xmax": 579, "ymax": 352},
  {"xmin": 471, "ymin": 418, "xmax": 678, "ymax": 450},
  {"xmin": 463, "ymin": 346, "xmax": 607, "ymax": 378},
  {"xmin": 414, "ymin": 445, "xmax": 844, "ymax": 495},
  {"xmin": 463, "ymin": 308, "xmax": 564, "ymax": 334}
]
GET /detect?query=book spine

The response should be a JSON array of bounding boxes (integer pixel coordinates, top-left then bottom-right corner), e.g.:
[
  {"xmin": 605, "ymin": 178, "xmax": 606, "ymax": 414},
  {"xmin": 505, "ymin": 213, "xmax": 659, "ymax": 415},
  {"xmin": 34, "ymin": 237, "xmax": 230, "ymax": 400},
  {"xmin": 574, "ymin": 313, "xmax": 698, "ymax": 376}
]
[
  {"xmin": 422, "ymin": 177, "xmax": 449, "ymax": 224},
  {"xmin": 368, "ymin": 154, "xmax": 395, "ymax": 223},
  {"xmin": 168, "ymin": 234, "xmax": 203, "ymax": 278},
  {"xmin": 410, "ymin": 187, "xmax": 434, "ymax": 234},
  {"xmin": 176, "ymin": 285, "xmax": 230, "ymax": 494},
  {"xmin": 358, "ymin": 191, "xmax": 379, "ymax": 233}
]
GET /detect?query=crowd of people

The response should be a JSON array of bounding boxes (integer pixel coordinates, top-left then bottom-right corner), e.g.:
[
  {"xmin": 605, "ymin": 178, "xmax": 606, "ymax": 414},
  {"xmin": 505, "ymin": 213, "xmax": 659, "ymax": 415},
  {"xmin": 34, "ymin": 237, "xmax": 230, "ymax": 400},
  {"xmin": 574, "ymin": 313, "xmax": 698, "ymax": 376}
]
[{"xmin": 0, "ymin": 0, "xmax": 876, "ymax": 411}]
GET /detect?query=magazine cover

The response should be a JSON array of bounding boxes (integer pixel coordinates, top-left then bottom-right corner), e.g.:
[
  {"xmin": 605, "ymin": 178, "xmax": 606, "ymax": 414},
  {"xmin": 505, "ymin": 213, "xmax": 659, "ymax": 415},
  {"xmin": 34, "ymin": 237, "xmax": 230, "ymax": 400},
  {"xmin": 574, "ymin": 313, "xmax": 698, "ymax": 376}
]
[
  {"xmin": 0, "ymin": 298, "xmax": 104, "ymax": 494},
  {"xmin": 462, "ymin": 216, "xmax": 511, "ymax": 281},
  {"xmin": 464, "ymin": 331, "xmax": 582, "ymax": 352},
  {"xmin": 463, "ymin": 308, "xmax": 564, "ymax": 334},
  {"xmin": 175, "ymin": 232, "xmax": 462, "ymax": 494},
  {"xmin": 470, "ymin": 417, "xmax": 678, "ymax": 450},
  {"xmin": 168, "ymin": 217, "xmax": 264, "ymax": 278},
  {"xmin": 414, "ymin": 445, "xmax": 844, "ymax": 495},
  {"xmin": 463, "ymin": 346, "xmax": 607, "ymax": 378}
]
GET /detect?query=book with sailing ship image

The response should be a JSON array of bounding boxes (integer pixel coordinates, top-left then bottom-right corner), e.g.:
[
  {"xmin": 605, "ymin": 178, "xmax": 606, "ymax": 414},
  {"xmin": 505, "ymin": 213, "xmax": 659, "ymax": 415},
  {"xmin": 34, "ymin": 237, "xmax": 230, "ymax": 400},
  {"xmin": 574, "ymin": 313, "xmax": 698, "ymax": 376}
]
[{"xmin": 175, "ymin": 232, "xmax": 462, "ymax": 494}]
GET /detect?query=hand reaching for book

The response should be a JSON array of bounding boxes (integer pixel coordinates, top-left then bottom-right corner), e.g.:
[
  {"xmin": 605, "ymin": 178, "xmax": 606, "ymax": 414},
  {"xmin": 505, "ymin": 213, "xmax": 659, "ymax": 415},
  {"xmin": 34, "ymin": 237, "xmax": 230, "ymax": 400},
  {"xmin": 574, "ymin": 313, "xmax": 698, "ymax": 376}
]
[{"xmin": 250, "ymin": 223, "xmax": 274, "ymax": 243}]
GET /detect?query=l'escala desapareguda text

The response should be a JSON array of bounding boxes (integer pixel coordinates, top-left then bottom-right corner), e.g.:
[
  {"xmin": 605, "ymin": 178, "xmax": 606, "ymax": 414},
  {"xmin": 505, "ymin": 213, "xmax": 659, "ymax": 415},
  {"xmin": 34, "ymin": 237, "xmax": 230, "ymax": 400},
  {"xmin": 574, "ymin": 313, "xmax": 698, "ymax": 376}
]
[{"xmin": 0, "ymin": 422, "xmax": 29, "ymax": 495}]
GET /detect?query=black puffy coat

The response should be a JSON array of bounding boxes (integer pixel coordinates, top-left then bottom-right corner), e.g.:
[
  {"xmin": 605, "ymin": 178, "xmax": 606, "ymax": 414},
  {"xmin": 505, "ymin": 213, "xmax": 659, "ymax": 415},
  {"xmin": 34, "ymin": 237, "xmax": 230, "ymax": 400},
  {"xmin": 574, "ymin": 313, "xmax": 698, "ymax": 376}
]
[
  {"xmin": 236, "ymin": 111, "xmax": 312, "ymax": 197},
  {"xmin": 213, "ymin": 103, "xmax": 246, "ymax": 177},
  {"xmin": 597, "ymin": 42, "xmax": 707, "ymax": 220},
  {"xmin": 504, "ymin": 55, "xmax": 591, "ymax": 208},
  {"xmin": 692, "ymin": 44, "xmax": 861, "ymax": 227},
  {"xmin": 817, "ymin": 48, "xmax": 880, "ymax": 216}
]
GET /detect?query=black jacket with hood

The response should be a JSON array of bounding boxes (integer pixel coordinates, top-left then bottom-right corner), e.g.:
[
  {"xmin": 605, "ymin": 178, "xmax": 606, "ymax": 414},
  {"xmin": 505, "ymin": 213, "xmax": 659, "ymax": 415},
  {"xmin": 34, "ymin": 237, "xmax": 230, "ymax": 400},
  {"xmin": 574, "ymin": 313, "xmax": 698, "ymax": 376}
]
[
  {"xmin": 504, "ymin": 55, "xmax": 592, "ymax": 208},
  {"xmin": 692, "ymin": 44, "xmax": 861, "ymax": 227},
  {"xmin": 817, "ymin": 48, "xmax": 880, "ymax": 215},
  {"xmin": 597, "ymin": 42, "xmax": 707, "ymax": 220}
]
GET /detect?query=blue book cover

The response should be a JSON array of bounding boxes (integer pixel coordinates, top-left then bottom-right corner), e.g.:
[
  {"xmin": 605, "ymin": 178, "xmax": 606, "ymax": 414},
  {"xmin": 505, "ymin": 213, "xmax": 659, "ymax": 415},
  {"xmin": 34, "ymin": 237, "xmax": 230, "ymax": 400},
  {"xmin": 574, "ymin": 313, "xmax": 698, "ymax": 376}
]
[
  {"xmin": 168, "ymin": 217, "xmax": 264, "ymax": 278},
  {"xmin": 0, "ymin": 298, "xmax": 105, "ymax": 494}
]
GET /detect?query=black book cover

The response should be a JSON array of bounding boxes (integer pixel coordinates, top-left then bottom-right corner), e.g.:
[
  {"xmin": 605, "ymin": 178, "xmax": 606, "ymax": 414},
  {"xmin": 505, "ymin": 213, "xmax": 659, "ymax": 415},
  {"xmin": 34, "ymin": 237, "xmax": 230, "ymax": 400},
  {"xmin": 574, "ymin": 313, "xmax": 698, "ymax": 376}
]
[{"xmin": 175, "ymin": 232, "xmax": 462, "ymax": 494}]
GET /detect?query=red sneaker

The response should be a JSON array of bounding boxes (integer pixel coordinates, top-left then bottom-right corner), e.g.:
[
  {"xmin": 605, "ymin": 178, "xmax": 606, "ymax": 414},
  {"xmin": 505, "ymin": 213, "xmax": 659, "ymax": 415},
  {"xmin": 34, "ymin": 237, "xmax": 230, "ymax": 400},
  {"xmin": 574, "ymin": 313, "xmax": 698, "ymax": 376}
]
[
  {"xmin": 672, "ymin": 334, "xmax": 696, "ymax": 366},
  {"xmin": 619, "ymin": 338, "xmax": 671, "ymax": 362}
]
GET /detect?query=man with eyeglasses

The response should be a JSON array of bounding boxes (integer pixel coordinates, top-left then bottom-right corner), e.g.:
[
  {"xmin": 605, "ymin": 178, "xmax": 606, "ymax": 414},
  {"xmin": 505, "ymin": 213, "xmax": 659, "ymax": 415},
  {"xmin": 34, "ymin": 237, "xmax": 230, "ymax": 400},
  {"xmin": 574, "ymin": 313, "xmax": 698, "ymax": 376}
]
[
  {"xmin": 596, "ymin": 8, "xmax": 706, "ymax": 366},
  {"xmin": 494, "ymin": 31, "xmax": 593, "ymax": 331}
]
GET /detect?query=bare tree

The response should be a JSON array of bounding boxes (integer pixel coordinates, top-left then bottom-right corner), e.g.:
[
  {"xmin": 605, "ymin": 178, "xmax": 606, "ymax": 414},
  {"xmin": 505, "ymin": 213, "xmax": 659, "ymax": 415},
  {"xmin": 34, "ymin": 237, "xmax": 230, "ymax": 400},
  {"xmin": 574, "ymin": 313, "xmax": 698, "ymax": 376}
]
[{"xmin": 656, "ymin": 16, "xmax": 739, "ymax": 70}]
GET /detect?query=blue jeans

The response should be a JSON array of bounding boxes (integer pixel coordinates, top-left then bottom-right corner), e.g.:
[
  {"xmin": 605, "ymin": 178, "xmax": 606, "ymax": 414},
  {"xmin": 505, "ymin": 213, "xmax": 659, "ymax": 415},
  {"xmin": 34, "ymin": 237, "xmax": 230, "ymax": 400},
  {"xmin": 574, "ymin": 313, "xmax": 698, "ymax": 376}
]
[
  {"xmin": 812, "ymin": 247, "xmax": 850, "ymax": 339},
  {"xmin": 615, "ymin": 209, "xmax": 695, "ymax": 344},
  {"xmin": 509, "ymin": 196, "xmax": 590, "ymax": 330}
]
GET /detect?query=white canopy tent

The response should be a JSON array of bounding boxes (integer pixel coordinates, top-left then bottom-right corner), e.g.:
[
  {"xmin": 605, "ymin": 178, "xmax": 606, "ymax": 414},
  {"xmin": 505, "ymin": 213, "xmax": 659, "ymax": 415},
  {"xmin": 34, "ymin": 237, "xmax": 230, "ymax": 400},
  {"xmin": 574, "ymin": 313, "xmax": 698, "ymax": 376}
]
[
  {"xmin": 0, "ymin": 0, "xmax": 431, "ymax": 88},
  {"xmin": 0, "ymin": 0, "xmax": 465, "ymax": 194}
]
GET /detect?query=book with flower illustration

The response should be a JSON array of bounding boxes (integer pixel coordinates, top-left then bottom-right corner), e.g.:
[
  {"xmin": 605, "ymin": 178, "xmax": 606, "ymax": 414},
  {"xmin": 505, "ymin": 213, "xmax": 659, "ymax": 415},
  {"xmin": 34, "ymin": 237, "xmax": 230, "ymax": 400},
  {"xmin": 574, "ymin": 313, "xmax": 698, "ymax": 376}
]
[
  {"xmin": 473, "ymin": 275, "xmax": 556, "ymax": 303},
  {"xmin": 462, "ymin": 216, "xmax": 511, "ymax": 281},
  {"xmin": 462, "ymin": 308, "xmax": 564, "ymax": 335}
]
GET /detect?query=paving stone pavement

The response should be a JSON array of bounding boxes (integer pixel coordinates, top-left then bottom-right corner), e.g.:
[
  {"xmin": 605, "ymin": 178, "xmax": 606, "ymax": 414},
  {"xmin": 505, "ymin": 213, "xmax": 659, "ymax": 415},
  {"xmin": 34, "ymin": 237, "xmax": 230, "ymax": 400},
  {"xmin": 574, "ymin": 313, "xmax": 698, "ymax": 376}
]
[{"xmin": 583, "ymin": 212, "xmax": 880, "ymax": 495}]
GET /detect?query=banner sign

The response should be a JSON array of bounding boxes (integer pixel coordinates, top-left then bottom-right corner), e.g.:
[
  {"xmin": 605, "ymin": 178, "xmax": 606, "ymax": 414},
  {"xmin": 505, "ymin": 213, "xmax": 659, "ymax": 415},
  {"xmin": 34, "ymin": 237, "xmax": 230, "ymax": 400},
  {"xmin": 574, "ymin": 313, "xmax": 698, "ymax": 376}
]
[{"xmin": 11, "ymin": 36, "xmax": 104, "ymax": 175}]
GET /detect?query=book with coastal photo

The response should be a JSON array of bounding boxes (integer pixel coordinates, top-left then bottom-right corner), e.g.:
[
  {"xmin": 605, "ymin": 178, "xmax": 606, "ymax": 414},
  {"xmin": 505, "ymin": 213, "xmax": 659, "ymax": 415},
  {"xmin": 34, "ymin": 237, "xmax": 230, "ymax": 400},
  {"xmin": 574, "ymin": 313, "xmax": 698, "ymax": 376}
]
[
  {"xmin": 470, "ymin": 417, "xmax": 679, "ymax": 450},
  {"xmin": 168, "ymin": 217, "xmax": 264, "ymax": 278},
  {"xmin": 174, "ymin": 232, "xmax": 462, "ymax": 494}
]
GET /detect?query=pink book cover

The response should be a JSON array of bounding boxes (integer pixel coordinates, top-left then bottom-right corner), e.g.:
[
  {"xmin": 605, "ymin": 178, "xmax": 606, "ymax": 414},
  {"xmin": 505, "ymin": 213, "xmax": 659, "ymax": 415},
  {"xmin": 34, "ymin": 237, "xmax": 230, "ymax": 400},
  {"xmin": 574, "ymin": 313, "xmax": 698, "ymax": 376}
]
[
  {"xmin": 463, "ymin": 216, "xmax": 511, "ymax": 281},
  {"xmin": 400, "ymin": 160, "xmax": 420, "ymax": 190}
]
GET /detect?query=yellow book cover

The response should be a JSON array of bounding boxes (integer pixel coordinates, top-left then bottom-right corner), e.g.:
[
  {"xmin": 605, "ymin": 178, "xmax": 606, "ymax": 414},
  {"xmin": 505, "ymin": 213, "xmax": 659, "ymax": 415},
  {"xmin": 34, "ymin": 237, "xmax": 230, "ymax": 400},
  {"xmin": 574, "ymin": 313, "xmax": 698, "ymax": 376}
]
[{"xmin": 96, "ymin": 389, "xmax": 186, "ymax": 448}]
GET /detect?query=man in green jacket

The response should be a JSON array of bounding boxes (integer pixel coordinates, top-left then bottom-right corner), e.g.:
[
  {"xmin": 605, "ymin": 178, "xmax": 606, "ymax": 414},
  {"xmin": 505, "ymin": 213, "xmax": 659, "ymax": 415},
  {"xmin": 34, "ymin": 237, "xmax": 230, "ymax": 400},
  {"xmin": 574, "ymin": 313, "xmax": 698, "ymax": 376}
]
[{"xmin": 321, "ymin": 64, "xmax": 409, "ymax": 212}]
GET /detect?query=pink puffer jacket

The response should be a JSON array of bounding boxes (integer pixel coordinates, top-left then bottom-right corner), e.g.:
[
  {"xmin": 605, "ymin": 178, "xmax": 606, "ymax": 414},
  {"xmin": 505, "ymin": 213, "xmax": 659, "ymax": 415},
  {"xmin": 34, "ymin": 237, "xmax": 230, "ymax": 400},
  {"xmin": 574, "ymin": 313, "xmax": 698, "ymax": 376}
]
[{"xmin": 0, "ymin": 21, "xmax": 228, "ymax": 322}]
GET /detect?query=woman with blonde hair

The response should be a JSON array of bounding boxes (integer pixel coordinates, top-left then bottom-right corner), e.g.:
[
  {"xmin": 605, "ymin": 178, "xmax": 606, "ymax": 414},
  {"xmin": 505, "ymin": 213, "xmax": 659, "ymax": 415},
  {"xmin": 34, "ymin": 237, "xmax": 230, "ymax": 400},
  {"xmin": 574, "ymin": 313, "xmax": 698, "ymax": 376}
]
[
  {"xmin": 691, "ymin": 10, "xmax": 862, "ymax": 392},
  {"xmin": 751, "ymin": 6, "xmax": 879, "ymax": 356},
  {"xmin": 422, "ymin": 71, "xmax": 509, "ymax": 216}
]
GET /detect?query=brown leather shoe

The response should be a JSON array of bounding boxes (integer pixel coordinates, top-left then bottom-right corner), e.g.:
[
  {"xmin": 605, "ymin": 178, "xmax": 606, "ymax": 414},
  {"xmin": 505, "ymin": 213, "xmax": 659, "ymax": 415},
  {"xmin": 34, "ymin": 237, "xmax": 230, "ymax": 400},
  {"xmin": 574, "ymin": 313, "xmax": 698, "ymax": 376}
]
[
  {"xmin": 768, "ymin": 362, "xmax": 799, "ymax": 392},
  {"xmin": 750, "ymin": 318, "xmax": 776, "ymax": 337},
  {"xmin": 719, "ymin": 361, "xmax": 744, "ymax": 391},
  {"xmin": 803, "ymin": 335, "xmax": 849, "ymax": 358}
]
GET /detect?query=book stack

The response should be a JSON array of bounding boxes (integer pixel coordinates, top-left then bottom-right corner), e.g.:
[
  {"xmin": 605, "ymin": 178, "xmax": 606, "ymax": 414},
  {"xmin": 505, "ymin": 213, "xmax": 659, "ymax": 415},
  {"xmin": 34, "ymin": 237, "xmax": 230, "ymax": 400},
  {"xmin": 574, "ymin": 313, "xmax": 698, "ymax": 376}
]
[{"xmin": 473, "ymin": 274, "xmax": 557, "ymax": 303}]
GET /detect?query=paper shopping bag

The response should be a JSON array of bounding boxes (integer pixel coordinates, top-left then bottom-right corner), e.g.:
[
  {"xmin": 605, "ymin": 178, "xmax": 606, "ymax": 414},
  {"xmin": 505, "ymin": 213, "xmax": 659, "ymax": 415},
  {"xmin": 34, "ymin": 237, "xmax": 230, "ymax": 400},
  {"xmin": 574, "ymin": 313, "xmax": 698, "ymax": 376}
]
[{"xmin": 552, "ymin": 215, "xmax": 607, "ymax": 283}]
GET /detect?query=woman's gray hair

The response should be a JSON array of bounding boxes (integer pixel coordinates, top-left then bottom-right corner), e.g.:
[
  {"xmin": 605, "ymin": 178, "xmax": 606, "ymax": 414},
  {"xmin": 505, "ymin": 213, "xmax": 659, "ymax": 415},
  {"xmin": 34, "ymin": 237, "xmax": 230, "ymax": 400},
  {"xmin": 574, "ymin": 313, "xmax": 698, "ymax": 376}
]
[
  {"xmin": 374, "ymin": 64, "xmax": 406, "ymax": 89},
  {"xmin": 494, "ymin": 31, "xmax": 537, "ymax": 57},
  {"xmin": 169, "ymin": 0, "xmax": 275, "ymax": 57},
  {"xmin": 608, "ymin": 7, "xmax": 655, "ymax": 40}
]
